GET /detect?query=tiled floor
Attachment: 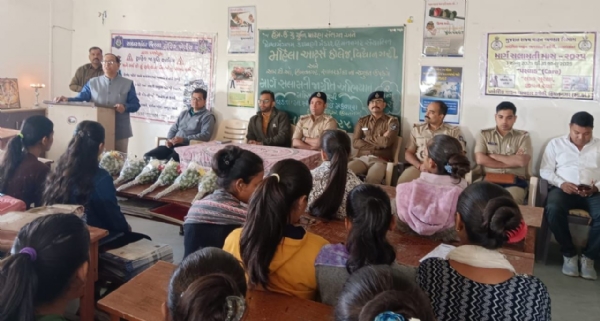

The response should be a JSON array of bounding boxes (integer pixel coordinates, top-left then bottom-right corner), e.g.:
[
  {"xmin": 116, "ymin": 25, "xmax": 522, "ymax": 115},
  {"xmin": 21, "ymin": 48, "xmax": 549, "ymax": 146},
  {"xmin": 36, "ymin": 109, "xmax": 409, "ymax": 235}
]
[{"xmin": 127, "ymin": 215, "xmax": 600, "ymax": 320}]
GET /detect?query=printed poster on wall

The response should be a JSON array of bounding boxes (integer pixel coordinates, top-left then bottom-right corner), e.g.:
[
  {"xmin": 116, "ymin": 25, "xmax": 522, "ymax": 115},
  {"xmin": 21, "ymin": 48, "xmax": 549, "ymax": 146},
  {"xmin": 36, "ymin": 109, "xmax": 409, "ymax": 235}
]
[
  {"xmin": 111, "ymin": 31, "xmax": 218, "ymax": 123},
  {"xmin": 228, "ymin": 6, "xmax": 256, "ymax": 54},
  {"xmin": 485, "ymin": 32, "xmax": 597, "ymax": 100},
  {"xmin": 423, "ymin": 0, "xmax": 465, "ymax": 57},
  {"xmin": 227, "ymin": 61, "xmax": 255, "ymax": 107},
  {"xmin": 419, "ymin": 66, "xmax": 462, "ymax": 124}
]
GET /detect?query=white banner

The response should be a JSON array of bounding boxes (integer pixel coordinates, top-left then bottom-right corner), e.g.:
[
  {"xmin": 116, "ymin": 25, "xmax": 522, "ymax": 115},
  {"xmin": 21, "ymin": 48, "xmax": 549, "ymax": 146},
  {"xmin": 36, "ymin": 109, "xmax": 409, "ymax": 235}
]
[{"xmin": 111, "ymin": 31, "xmax": 218, "ymax": 123}]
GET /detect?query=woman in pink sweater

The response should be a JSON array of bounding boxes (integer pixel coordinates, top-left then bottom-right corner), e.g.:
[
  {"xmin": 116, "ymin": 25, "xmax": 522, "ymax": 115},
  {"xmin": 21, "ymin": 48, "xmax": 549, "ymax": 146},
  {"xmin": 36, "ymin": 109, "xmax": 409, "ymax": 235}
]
[{"xmin": 396, "ymin": 134, "xmax": 470, "ymax": 236}]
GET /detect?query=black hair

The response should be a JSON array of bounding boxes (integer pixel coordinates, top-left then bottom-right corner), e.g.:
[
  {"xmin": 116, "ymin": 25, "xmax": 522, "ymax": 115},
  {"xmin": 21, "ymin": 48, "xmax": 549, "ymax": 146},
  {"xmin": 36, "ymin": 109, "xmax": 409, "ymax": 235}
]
[
  {"xmin": 345, "ymin": 185, "xmax": 396, "ymax": 274},
  {"xmin": 212, "ymin": 145, "xmax": 264, "ymax": 191},
  {"xmin": 259, "ymin": 90, "xmax": 275, "ymax": 101},
  {"xmin": 168, "ymin": 247, "xmax": 247, "ymax": 321},
  {"xmin": 309, "ymin": 130, "xmax": 350, "ymax": 220},
  {"xmin": 456, "ymin": 181, "xmax": 523, "ymax": 249},
  {"xmin": 335, "ymin": 265, "xmax": 436, "ymax": 321},
  {"xmin": 496, "ymin": 101, "xmax": 517, "ymax": 115},
  {"xmin": 432, "ymin": 100, "xmax": 448, "ymax": 115},
  {"xmin": 192, "ymin": 88, "xmax": 208, "ymax": 101},
  {"xmin": 43, "ymin": 121, "xmax": 105, "ymax": 206},
  {"xmin": 240, "ymin": 159, "xmax": 312, "ymax": 289},
  {"xmin": 89, "ymin": 46, "xmax": 102, "ymax": 54},
  {"xmin": 570, "ymin": 111, "xmax": 594, "ymax": 128},
  {"xmin": 0, "ymin": 214, "xmax": 90, "ymax": 321},
  {"xmin": 426, "ymin": 134, "xmax": 470, "ymax": 181},
  {"xmin": 104, "ymin": 53, "xmax": 120, "ymax": 64},
  {"xmin": 0, "ymin": 115, "xmax": 53, "ymax": 194}
]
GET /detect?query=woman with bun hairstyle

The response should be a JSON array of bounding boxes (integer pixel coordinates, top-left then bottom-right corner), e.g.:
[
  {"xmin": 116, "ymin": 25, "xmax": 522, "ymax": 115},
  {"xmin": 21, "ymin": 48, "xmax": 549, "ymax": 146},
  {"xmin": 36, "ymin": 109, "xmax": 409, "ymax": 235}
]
[
  {"xmin": 184, "ymin": 145, "xmax": 264, "ymax": 257},
  {"xmin": 417, "ymin": 181, "xmax": 551, "ymax": 321},
  {"xmin": 335, "ymin": 265, "xmax": 436, "ymax": 321},
  {"xmin": 0, "ymin": 214, "xmax": 90, "ymax": 321},
  {"xmin": 223, "ymin": 159, "xmax": 329, "ymax": 300},
  {"xmin": 164, "ymin": 247, "xmax": 247, "ymax": 321},
  {"xmin": 396, "ymin": 134, "xmax": 470, "ymax": 237},
  {"xmin": 0, "ymin": 115, "xmax": 54, "ymax": 208}
]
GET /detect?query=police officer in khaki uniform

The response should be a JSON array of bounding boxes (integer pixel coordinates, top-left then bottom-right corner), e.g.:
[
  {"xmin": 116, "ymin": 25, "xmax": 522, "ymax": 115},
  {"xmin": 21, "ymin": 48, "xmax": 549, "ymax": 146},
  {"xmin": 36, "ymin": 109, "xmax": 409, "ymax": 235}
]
[
  {"xmin": 475, "ymin": 101, "xmax": 532, "ymax": 204},
  {"xmin": 399, "ymin": 100, "xmax": 466, "ymax": 184},
  {"xmin": 349, "ymin": 91, "xmax": 400, "ymax": 184},
  {"xmin": 292, "ymin": 92, "xmax": 338, "ymax": 150}
]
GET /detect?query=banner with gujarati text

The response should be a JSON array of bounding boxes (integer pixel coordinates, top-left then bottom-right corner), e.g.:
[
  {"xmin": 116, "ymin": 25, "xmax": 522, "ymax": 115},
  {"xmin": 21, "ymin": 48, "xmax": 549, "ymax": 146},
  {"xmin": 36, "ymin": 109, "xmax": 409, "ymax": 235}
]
[
  {"xmin": 485, "ymin": 32, "xmax": 597, "ymax": 100},
  {"xmin": 111, "ymin": 31, "xmax": 217, "ymax": 123}
]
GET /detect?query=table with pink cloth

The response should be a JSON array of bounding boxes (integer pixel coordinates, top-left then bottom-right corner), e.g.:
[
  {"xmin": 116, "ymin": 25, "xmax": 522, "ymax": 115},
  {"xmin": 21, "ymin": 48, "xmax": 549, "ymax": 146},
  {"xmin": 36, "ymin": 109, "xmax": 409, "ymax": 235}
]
[{"xmin": 175, "ymin": 142, "xmax": 322, "ymax": 171}]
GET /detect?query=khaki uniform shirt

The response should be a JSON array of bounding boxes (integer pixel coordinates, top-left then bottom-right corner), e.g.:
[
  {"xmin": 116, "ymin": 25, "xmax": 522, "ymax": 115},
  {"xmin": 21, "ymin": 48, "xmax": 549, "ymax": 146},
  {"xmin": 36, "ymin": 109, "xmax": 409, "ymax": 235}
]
[
  {"xmin": 352, "ymin": 114, "xmax": 400, "ymax": 161},
  {"xmin": 408, "ymin": 123, "xmax": 466, "ymax": 161},
  {"xmin": 292, "ymin": 114, "xmax": 338, "ymax": 140},
  {"xmin": 475, "ymin": 128, "xmax": 532, "ymax": 177},
  {"xmin": 69, "ymin": 63, "xmax": 104, "ymax": 92}
]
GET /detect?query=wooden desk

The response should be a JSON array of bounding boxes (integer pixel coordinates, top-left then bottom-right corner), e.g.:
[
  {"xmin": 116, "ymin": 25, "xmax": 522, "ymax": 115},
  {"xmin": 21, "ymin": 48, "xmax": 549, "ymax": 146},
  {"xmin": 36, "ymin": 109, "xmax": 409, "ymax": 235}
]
[
  {"xmin": 98, "ymin": 261, "xmax": 333, "ymax": 321},
  {"xmin": 307, "ymin": 220, "xmax": 534, "ymax": 275},
  {"xmin": 81, "ymin": 226, "xmax": 109, "ymax": 321},
  {"xmin": 0, "ymin": 127, "xmax": 19, "ymax": 150}
]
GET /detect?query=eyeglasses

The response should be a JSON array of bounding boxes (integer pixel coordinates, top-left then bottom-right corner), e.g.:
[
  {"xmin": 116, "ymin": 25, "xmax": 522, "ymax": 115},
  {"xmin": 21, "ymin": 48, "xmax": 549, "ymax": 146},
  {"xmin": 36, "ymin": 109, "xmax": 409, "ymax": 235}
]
[
  {"xmin": 191, "ymin": 98, "xmax": 204, "ymax": 102},
  {"xmin": 257, "ymin": 99, "xmax": 271, "ymax": 104},
  {"xmin": 370, "ymin": 99, "xmax": 385, "ymax": 104},
  {"xmin": 101, "ymin": 61, "xmax": 118, "ymax": 65}
]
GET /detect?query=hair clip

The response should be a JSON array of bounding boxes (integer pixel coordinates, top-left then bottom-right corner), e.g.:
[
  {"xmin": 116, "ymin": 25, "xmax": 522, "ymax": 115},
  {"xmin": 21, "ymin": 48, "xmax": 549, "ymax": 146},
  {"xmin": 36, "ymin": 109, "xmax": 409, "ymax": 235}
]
[
  {"xmin": 17, "ymin": 133, "xmax": 24, "ymax": 139},
  {"xmin": 225, "ymin": 296, "xmax": 246, "ymax": 321},
  {"xmin": 374, "ymin": 312, "xmax": 407, "ymax": 321},
  {"xmin": 444, "ymin": 164, "xmax": 452, "ymax": 174},
  {"xmin": 506, "ymin": 220, "xmax": 527, "ymax": 243},
  {"xmin": 19, "ymin": 247, "xmax": 37, "ymax": 262},
  {"xmin": 270, "ymin": 173, "xmax": 280, "ymax": 182},
  {"xmin": 225, "ymin": 160, "xmax": 230, "ymax": 165}
]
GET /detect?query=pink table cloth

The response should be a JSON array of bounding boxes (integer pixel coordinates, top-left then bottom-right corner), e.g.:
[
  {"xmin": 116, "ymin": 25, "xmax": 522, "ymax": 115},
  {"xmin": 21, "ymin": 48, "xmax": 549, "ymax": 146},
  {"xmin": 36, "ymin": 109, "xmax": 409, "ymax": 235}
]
[{"xmin": 175, "ymin": 142, "xmax": 322, "ymax": 172}]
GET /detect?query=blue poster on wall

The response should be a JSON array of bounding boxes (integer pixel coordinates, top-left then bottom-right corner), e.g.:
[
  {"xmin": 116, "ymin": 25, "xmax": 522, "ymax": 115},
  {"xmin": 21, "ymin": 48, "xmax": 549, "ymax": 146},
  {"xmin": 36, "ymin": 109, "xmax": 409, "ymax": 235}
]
[{"xmin": 419, "ymin": 66, "xmax": 462, "ymax": 124}]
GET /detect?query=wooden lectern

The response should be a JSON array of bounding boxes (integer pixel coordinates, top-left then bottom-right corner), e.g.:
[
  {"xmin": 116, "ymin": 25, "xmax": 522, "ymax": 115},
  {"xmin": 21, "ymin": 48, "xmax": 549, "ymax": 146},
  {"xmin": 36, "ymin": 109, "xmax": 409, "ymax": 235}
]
[{"xmin": 44, "ymin": 101, "xmax": 115, "ymax": 162}]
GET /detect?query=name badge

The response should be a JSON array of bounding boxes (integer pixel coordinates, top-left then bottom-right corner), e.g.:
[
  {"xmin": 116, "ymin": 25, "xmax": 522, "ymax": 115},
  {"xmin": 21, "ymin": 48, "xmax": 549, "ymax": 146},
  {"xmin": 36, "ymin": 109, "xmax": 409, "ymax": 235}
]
[
  {"xmin": 487, "ymin": 142, "xmax": 497, "ymax": 145},
  {"xmin": 362, "ymin": 127, "xmax": 369, "ymax": 131}
]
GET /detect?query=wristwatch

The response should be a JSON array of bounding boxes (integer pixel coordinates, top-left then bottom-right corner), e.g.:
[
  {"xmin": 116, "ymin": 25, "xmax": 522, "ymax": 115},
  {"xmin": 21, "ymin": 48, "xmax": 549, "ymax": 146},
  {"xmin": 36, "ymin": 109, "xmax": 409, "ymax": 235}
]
[{"xmin": 302, "ymin": 137, "xmax": 306, "ymax": 142}]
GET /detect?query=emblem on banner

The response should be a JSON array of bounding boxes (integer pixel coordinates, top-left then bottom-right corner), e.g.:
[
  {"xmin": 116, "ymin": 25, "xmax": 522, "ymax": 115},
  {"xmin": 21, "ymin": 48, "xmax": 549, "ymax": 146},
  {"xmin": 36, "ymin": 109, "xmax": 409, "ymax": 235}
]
[
  {"xmin": 114, "ymin": 36, "xmax": 123, "ymax": 49},
  {"xmin": 491, "ymin": 36, "xmax": 503, "ymax": 50},
  {"xmin": 579, "ymin": 36, "xmax": 593, "ymax": 51},
  {"xmin": 198, "ymin": 40, "xmax": 212, "ymax": 54}
]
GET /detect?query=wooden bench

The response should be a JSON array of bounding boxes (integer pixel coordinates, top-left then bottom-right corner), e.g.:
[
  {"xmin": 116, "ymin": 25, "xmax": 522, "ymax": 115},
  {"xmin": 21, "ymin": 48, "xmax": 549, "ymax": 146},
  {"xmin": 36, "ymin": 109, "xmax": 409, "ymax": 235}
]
[
  {"xmin": 306, "ymin": 219, "xmax": 535, "ymax": 275},
  {"xmin": 98, "ymin": 261, "xmax": 333, "ymax": 321}
]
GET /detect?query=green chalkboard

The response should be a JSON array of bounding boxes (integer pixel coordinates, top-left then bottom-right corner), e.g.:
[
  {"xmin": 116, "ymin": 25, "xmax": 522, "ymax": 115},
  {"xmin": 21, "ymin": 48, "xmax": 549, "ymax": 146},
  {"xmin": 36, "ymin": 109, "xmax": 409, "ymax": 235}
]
[{"xmin": 258, "ymin": 26, "xmax": 405, "ymax": 132}]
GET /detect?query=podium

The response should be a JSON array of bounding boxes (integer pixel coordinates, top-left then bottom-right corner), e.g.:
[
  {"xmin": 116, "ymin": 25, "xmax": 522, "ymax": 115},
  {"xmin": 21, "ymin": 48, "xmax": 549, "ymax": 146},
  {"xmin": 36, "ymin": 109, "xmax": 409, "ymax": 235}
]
[{"xmin": 44, "ymin": 101, "xmax": 115, "ymax": 162}]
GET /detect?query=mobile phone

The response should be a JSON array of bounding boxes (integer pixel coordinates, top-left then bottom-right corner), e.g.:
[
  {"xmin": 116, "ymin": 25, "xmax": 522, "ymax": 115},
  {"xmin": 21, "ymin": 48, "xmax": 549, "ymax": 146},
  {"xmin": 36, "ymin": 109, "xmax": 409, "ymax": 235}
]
[{"xmin": 577, "ymin": 184, "xmax": 592, "ymax": 191}]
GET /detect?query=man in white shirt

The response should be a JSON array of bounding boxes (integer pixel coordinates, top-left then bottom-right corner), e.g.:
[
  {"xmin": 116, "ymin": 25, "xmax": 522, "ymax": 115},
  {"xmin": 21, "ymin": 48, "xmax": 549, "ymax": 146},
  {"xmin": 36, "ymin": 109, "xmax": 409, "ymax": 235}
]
[{"xmin": 540, "ymin": 111, "xmax": 600, "ymax": 280}]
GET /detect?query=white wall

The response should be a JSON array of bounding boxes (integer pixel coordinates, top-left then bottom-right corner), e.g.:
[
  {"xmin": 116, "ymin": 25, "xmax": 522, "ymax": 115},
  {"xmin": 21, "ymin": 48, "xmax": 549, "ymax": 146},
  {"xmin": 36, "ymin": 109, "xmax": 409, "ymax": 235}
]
[
  {"xmin": 69, "ymin": 0, "xmax": 600, "ymax": 169},
  {"xmin": 0, "ymin": 0, "xmax": 72, "ymax": 109}
]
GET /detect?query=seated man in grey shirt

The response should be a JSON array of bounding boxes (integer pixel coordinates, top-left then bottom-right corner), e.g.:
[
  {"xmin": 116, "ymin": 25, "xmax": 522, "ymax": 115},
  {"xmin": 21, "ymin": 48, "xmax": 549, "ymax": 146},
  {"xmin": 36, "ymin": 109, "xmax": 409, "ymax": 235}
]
[{"xmin": 144, "ymin": 88, "xmax": 215, "ymax": 162}]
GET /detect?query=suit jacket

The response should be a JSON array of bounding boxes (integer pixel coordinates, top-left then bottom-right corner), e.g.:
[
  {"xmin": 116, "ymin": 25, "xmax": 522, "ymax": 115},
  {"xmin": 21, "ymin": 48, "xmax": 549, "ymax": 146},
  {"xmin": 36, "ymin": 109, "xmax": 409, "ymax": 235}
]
[{"xmin": 246, "ymin": 108, "xmax": 291, "ymax": 147}]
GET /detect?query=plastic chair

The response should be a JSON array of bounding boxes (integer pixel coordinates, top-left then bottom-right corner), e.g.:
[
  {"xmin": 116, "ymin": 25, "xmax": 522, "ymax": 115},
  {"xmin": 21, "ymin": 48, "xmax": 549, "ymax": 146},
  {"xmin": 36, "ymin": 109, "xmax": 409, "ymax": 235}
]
[{"xmin": 214, "ymin": 119, "xmax": 249, "ymax": 144}]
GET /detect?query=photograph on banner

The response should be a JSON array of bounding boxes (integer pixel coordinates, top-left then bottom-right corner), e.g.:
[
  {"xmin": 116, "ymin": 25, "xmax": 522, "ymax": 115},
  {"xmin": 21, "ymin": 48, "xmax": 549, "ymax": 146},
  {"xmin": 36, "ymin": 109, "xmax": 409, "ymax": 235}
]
[
  {"xmin": 111, "ymin": 31, "xmax": 218, "ymax": 123},
  {"xmin": 228, "ymin": 6, "xmax": 256, "ymax": 54},
  {"xmin": 227, "ymin": 61, "xmax": 255, "ymax": 107},
  {"xmin": 423, "ymin": 0, "xmax": 465, "ymax": 57},
  {"xmin": 419, "ymin": 66, "xmax": 462, "ymax": 124},
  {"xmin": 485, "ymin": 32, "xmax": 597, "ymax": 100}
]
